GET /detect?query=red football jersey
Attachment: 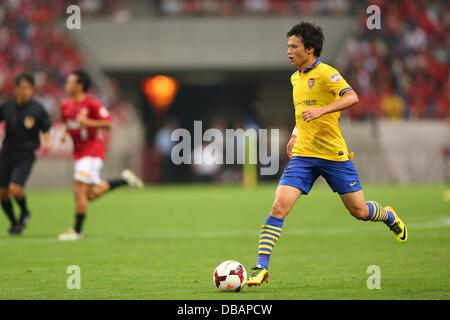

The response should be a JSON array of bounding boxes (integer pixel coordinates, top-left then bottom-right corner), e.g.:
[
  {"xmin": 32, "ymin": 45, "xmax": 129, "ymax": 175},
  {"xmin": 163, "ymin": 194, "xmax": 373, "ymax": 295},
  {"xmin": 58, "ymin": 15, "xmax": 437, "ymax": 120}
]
[{"xmin": 61, "ymin": 95, "xmax": 111, "ymax": 160}]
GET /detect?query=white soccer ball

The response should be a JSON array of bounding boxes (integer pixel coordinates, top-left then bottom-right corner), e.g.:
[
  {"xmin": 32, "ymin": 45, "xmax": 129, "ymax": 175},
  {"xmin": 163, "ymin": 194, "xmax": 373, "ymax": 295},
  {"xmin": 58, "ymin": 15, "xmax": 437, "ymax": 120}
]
[{"xmin": 213, "ymin": 260, "xmax": 247, "ymax": 292}]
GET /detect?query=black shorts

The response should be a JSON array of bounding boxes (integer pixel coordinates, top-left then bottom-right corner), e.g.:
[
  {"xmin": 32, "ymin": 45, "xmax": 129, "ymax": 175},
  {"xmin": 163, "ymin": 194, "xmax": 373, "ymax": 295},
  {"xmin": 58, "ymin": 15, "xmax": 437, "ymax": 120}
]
[{"xmin": 0, "ymin": 151, "xmax": 36, "ymax": 188}]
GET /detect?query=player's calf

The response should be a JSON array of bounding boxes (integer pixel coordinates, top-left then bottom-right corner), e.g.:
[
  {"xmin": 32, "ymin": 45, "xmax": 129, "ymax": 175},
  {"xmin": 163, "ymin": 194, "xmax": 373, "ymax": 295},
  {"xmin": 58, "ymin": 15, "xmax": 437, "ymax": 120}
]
[
  {"xmin": 87, "ymin": 182, "xmax": 110, "ymax": 201},
  {"xmin": 0, "ymin": 188, "xmax": 20, "ymax": 234},
  {"xmin": 248, "ymin": 213, "xmax": 284, "ymax": 287},
  {"xmin": 348, "ymin": 206, "xmax": 369, "ymax": 221},
  {"xmin": 8, "ymin": 184, "xmax": 31, "ymax": 231},
  {"xmin": 270, "ymin": 185, "xmax": 300, "ymax": 219},
  {"xmin": 248, "ymin": 186, "xmax": 300, "ymax": 286}
]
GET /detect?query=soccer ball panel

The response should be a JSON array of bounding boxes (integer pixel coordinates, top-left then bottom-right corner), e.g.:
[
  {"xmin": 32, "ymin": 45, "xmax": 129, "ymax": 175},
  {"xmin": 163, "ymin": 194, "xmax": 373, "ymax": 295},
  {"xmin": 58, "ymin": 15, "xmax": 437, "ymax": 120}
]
[{"xmin": 213, "ymin": 260, "xmax": 247, "ymax": 292}]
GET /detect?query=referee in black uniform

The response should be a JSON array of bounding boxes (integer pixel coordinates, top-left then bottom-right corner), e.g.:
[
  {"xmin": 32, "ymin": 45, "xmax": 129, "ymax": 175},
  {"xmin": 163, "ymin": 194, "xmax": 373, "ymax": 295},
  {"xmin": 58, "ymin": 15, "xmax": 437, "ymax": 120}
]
[{"xmin": 0, "ymin": 73, "xmax": 52, "ymax": 235}]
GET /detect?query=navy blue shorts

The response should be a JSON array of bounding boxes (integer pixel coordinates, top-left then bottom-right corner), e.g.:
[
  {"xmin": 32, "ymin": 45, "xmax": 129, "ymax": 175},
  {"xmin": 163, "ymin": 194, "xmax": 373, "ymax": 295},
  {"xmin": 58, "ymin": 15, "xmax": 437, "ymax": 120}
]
[
  {"xmin": 0, "ymin": 151, "xmax": 36, "ymax": 188},
  {"xmin": 279, "ymin": 156, "xmax": 362, "ymax": 195}
]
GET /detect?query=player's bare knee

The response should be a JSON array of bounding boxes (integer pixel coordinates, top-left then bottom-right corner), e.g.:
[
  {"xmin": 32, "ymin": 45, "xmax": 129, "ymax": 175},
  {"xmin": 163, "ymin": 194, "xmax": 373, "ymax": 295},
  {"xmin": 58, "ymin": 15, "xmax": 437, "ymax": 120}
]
[
  {"xmin": 271, "ymin": 199, "xmax": 290, "ymax": 219},
  {"xmin": 87, "ymin": 191, "xmax": 99, "ymax": 201},
  {"xmin": 8, "ymin": 184, "xmax": 23, "ymax": 198},
  {"xmin": 74, "ymin": 188, "xmax": 83, "ymax": 198},
  {"xmin": 74, "ymin": 187, "xmax": 88, "ymax": 202}
]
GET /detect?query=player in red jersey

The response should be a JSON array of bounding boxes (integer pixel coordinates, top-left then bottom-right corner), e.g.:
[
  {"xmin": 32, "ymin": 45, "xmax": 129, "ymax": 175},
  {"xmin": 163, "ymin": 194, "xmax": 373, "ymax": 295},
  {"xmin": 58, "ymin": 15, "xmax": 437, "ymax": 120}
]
[{"xmin": 58, "ymin": 70, "xmax": 143, "ymax": 241}]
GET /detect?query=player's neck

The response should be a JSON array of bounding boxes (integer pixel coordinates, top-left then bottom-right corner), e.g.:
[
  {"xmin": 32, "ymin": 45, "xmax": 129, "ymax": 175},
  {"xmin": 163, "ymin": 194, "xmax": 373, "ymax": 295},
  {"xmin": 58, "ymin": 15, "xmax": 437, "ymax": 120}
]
[
  {"xmin": 15, "ymin": 98, "xmax": 31, "ymax": 106},
  {"xmin": 298, "ymin": 55, "xmax": 316, "ymax": 72},
  {"xmin": 73, "ymin": 93, "xmax": 86, "ymax": 103}
]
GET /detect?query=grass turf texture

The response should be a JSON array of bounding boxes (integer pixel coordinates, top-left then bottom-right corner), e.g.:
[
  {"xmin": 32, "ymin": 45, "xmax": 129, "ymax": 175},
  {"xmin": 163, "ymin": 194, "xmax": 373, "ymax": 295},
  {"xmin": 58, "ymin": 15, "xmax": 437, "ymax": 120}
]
[{"xmin": 0, "ymin": 183, "xmax": 448, "ymax": 300}]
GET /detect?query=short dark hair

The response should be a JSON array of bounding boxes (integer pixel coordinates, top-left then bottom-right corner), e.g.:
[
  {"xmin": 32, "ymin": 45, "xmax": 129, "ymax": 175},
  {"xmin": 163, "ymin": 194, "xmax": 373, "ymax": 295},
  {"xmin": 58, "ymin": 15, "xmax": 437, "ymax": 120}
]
[
  {"xmin": 15, "ymin": 73, "xmax": 35, "ymax": 87},
  {"xmin": 72, "ymin": 69, "xmax": 92, "ymax": 92},
  {"xmin": 287, "ymin": 22, "xmax": 324, "ymax": 57}
]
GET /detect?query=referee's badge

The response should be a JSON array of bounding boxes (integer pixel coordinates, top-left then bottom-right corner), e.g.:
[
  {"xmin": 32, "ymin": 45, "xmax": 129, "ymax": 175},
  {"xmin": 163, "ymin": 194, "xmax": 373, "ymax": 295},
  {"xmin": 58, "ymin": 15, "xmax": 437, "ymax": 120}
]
[
  {"xmin": 308, "ymin": 78, "xmax": 315, "ymax": 88},
  {"xmin": 24, "ymin": 116, "xmax": 35, "ymax": 129}
]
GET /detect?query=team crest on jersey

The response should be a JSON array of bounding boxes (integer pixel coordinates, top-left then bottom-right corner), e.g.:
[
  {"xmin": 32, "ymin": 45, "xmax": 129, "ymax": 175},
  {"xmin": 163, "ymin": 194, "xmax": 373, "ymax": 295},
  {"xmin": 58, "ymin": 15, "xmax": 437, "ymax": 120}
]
[
  {"xmin": 308, "ymin": 78, "xmax": 315, "ymax": 88},
  {"xmin": 24, "ymin": 116, "xmax": 35, "ymax": 129},
  {"xmin": 330, "ymin": 73, "xmax": 342, "ymax": 82}
]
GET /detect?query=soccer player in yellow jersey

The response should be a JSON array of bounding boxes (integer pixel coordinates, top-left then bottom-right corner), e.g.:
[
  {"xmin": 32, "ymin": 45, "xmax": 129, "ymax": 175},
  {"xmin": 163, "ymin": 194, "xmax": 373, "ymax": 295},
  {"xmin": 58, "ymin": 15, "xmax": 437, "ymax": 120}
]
[{"xmin": 247, "ymin": 22, "xmax": 408, "ymax": 287}]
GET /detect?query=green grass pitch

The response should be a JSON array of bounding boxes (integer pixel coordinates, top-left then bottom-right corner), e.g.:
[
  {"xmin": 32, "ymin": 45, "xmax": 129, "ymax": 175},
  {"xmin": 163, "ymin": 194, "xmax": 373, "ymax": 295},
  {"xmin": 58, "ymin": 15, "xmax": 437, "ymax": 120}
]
[{"xmin": 0, "ymin": 183, "xmax": 449, "ymax": 299}]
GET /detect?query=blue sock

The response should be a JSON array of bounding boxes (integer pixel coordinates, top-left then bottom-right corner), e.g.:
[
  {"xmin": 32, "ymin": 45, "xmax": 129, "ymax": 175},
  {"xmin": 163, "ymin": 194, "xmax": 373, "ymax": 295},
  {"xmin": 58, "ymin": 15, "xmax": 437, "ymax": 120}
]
[
  {"xmin": 256, "ymin": 214, "xmax": 284, "ymax": 270},
  {"xmin": 385, "ymin": 210, "xmax": 395, "ymax": 226},
  {"xmin": 366, "ymin": 201, "xmax": 395, "ymax": 226},
  {"xmin": 367, "ymin": 201, "xmax": 375, "ymax": 220}
]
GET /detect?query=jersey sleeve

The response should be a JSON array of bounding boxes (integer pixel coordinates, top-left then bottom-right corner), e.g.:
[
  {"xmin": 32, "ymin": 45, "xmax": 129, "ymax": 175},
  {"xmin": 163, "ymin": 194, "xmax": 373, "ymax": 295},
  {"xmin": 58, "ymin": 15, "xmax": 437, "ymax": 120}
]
[
  {"xmin": 321, "ymin": 66, "xmax": 352, "ymax": 97},
  {"xmin": 60, "ymin": 101, "xmax": 67, "ymax": 122},
  {"xmin": 0, "ymin": 102, "xmax": 5, "ymax": 121},
  {"xmin": 38, "ymin": 105, "xmax": 52, "ymax": 133},
  {"xmin": 90, "ymin": 99, "xmax": 111, "ymax": 121}
]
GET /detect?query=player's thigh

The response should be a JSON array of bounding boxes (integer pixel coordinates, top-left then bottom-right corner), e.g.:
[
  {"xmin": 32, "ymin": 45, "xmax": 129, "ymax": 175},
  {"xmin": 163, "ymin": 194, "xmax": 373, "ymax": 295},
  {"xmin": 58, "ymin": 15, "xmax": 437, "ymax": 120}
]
[
  {"xmin": 278, "ymin": 156, "xmax": 320, "ymax": 196},
  {"xmin": 9, "ymin": 155, "xmax": 35, "ymax": 188},
  {"xmin": 73, "ymin": 180, "xmax": 90, "ymax": 199},
  {"xmin": 340, "ymin": 190, "xmax": 367, "ymax": 214},
  {"xmin": 74, "ymin": 157, "xmax": 103, "ymax": 185},
  {"xmin": 271, "ymin": 185, "xmax": 302, "ymax": 217},
  {"xmin": 319, "ymin": 159, "xmax": 362, "ymax": 195},
  {"xmin": 0, "ymin": 154, "xmax": 13, "ymax": 189}
]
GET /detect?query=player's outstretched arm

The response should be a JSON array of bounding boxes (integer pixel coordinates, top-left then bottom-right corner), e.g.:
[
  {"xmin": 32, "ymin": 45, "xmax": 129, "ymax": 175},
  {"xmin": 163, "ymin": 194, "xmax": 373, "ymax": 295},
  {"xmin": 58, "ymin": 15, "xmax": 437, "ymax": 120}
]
[
  {"xmin": 60, "ymin": 126, "xmax": 68, "ymax": 142},
  {"xmin": 286, "ymin": 127, "xmax": 297, "ymax": 158},
  {"xmin": 41, "ymin": 131, "xmax": 53, "ymax": 150},
  {"xmin": 77, "ymin": 112, "xmax": 112, "ymax": 129},
  {"xmin": 302, "ymin": 90, "xmax": 359, "ymax": 122}
]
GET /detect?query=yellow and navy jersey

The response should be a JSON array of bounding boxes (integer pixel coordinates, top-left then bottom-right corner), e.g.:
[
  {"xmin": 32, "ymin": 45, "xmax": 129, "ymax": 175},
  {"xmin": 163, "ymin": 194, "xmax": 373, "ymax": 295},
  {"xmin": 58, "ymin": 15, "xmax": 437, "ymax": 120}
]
[{"xmin": 291, "ymin": 58, "xmax": 353, "ymax": 161}]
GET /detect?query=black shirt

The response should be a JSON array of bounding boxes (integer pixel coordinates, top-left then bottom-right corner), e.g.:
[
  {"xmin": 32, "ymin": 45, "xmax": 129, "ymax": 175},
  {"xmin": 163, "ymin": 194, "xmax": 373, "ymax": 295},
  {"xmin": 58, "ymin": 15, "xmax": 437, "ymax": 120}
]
[{"xmin": 0, "ymin": 99, "xmax": 51, "ymax": 154}]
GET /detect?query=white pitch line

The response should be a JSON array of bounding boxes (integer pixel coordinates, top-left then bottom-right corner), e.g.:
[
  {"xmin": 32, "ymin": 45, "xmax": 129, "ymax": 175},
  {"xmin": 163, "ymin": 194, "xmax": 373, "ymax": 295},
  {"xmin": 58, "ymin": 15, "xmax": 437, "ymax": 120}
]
[
  {"xmin": 1, "ymin": 217, "xmax": 448, "ymax": 243},
  {"xmin": 408, "ymin": 218, "xmax": 450, "ymax": 229},
  {"xmin": 127, "ymin": 217, "xmax": 450, "ymax": 240}
]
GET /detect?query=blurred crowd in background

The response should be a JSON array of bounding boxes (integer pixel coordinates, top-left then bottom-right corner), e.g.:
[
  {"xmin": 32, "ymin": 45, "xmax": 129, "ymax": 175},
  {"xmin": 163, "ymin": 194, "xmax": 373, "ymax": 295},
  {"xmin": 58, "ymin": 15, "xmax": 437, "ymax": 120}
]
[
  {"xmin": 154, "ymin": 0, "xmax": 362, "ymax": 16},
  {"xmin": 0, "ymin": 0, "xmax": 448, "ymax": 183},
  {"xmin": 0, "ymin": 0, "xmax": 128, "ymax": 122},
  {"xmin": 342, "ymin": 0, "xmax": 449, "ymax": 120},
  {"xmin": 1, "ymin": 0, "xmax": 447, "ymax": 121}
]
